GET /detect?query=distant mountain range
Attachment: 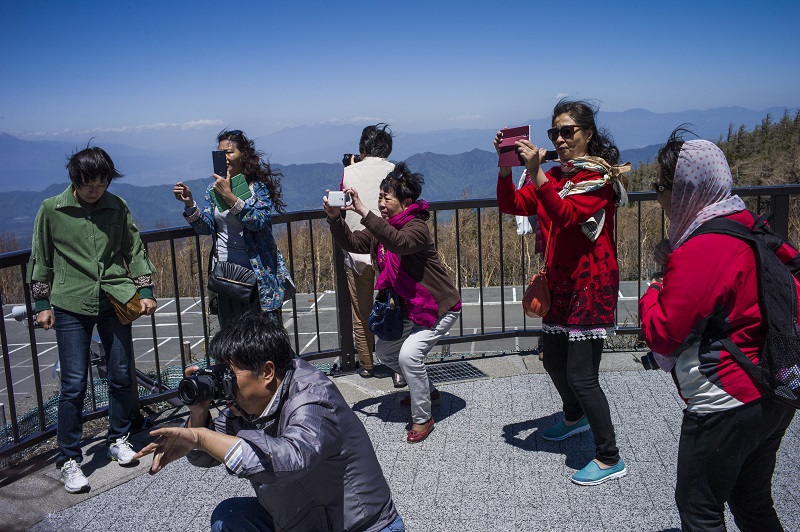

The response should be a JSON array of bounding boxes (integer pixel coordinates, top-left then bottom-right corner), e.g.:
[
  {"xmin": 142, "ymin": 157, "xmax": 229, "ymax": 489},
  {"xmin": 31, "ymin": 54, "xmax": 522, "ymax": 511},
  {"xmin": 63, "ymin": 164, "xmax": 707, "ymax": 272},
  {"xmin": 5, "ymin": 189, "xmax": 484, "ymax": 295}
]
[
  {"xmin": 0, "ymin": 144, "xmax": 654, "ymax": 244},
  {"xmin": 1, "ymin": 105, "xmax": 793, "ymax": 244}
]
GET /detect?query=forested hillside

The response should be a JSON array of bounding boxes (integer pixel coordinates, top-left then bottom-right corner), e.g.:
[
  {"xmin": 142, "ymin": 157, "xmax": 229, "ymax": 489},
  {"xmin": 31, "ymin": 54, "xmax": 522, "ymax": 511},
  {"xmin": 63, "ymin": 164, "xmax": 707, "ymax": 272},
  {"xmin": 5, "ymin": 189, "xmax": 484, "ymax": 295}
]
[{"xmin": 627, "ymin": 109, "xmax": 800, "ymax": 189}]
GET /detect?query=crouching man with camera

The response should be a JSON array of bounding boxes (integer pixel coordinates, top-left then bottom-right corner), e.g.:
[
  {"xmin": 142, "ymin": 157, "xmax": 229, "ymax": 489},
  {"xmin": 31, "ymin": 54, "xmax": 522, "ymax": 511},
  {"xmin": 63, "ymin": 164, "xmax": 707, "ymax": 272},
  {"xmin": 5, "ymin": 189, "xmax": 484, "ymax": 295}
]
[{"xmin": 133, "ymin": 311, "xmax": 404, "ymax": 531}]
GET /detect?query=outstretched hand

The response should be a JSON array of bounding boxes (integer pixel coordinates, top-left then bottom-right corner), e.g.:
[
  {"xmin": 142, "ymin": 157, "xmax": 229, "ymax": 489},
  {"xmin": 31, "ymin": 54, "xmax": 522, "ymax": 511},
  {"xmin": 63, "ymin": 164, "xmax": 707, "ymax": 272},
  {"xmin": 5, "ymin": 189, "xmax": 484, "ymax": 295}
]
[
  {"xmin": 173, "ymin": 182, "xmax": 194, "ymax": 208},
  {"xmin": 133, "ymin": 426, "xmax": 201, "ymax": 475}
]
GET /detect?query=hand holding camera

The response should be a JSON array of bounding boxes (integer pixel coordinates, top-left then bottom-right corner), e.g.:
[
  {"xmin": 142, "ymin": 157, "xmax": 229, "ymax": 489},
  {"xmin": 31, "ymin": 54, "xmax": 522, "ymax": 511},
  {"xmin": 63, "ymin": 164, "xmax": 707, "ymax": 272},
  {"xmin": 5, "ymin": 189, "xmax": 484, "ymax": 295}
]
[
  {"xmin": 342, "ymin": 153, "xmax": 361, "ymax": 167},
  {"xmin": 178, "ymin": 364, "xmax": 235, "ymax": 406},
  {"xmin": 653, "ymin": 239, "xmax": 672, "ymax": 270}
]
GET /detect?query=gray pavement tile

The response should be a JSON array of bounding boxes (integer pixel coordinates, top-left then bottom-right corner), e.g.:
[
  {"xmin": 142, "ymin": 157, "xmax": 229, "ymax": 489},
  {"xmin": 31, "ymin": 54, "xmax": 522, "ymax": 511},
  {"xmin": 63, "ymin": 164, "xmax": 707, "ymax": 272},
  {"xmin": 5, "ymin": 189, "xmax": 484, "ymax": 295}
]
[{"xmin": 19, "ymin": 365, "xmax": 800, "ymax": 532}]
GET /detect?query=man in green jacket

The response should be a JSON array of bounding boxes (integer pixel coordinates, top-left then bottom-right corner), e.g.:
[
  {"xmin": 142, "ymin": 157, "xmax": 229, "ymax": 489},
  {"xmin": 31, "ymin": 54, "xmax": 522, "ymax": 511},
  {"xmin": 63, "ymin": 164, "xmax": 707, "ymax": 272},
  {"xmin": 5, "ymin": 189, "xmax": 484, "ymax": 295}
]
[{"xmin": 27, "ymin": 146, "xmax": 157, "ymax": 493}]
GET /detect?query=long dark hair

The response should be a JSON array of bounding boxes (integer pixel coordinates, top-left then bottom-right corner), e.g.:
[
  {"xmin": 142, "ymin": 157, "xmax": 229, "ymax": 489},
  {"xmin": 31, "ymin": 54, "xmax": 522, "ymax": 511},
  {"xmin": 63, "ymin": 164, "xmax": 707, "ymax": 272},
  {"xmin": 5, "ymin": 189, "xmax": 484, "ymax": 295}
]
[
  {"xmin": 552, "ymin": 99, "xmax": 619, "ymax": 165},
  {"xmin": 217, "ymin": 129, "xmax": 285, "ymax": 213}
]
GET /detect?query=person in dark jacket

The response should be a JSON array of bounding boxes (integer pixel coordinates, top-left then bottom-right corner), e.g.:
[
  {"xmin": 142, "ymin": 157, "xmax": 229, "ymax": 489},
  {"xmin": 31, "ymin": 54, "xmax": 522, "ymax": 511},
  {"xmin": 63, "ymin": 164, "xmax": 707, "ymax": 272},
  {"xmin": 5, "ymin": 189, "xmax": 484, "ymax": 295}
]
[
  {"xmin": 134, "ymin": 312, "xmax": 403, "ymax": 532},
  {"xmin": 639, "ymin": 129, "xmax": 797, "ymax": 531},
  {"xmin": 324, "ymin": 162, "xmax": 461, "ymax": 444}
]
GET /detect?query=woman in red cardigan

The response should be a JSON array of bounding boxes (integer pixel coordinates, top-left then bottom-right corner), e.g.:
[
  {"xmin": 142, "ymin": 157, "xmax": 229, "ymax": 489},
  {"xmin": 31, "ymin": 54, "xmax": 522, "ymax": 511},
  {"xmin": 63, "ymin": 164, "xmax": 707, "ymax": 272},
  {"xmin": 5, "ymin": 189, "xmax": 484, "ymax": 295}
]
[
  {"xmin": 639, "ymin": 130, "xmax": 796, "ymax": 531},
  {"xmin": 494, "ymin": 99, "xmax": 629, "ymax": 485}
]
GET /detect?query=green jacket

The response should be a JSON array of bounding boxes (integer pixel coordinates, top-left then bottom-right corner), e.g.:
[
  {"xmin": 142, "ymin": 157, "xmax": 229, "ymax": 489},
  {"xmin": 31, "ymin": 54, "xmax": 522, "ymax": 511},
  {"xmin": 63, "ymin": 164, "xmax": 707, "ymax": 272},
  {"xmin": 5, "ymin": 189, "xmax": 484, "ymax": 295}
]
[{"xmin": 27, "ymin": 184, "xmax": 156, "ymax": 315}]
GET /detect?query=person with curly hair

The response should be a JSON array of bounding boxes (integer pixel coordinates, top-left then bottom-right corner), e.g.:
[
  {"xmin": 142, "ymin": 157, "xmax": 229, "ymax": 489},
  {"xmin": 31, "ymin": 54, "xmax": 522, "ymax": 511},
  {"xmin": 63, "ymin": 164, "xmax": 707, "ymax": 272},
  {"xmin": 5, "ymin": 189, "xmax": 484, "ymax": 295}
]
[{"xmin": 174, "ymin": 130, "xmax": 294, "ymax": 327}]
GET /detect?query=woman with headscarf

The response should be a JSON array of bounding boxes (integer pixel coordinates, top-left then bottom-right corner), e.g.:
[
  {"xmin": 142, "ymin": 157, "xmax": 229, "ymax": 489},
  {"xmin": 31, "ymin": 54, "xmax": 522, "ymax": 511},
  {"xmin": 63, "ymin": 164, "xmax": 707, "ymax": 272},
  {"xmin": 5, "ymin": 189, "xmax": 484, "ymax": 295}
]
[
  {"xmin": 639, "ymin": 129, "xmax": 797, "ymax": 531},
  {"xmin": 494, "ymin": 99, "xmax": 630, "ymax": 486}
]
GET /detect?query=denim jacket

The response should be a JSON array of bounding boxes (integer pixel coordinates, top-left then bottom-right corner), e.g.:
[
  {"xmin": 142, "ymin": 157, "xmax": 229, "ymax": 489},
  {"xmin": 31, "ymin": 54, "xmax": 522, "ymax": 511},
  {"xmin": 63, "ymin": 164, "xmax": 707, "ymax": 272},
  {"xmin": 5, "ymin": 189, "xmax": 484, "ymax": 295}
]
[{"xmin": 185, "ymin": 180, "xmax": 293, "ymax": 311}]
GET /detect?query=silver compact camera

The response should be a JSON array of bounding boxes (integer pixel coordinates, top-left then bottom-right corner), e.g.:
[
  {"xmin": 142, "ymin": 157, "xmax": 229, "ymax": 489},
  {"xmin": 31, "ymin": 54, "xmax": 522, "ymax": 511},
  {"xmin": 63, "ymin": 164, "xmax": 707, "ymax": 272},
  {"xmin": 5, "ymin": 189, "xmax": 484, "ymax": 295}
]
[{"xmin": 328, "ymin": 191, "xmax": 353, "ymax": 207}]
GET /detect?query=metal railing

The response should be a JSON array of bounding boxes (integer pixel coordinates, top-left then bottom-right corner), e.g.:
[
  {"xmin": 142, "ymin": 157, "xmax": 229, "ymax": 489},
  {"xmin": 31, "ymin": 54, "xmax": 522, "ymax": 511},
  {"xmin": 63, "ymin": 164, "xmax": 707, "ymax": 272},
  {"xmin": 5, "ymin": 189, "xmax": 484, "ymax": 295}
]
[{"xmin": 2, "ymin": 185, "xmax": 799, "ymax": 460}]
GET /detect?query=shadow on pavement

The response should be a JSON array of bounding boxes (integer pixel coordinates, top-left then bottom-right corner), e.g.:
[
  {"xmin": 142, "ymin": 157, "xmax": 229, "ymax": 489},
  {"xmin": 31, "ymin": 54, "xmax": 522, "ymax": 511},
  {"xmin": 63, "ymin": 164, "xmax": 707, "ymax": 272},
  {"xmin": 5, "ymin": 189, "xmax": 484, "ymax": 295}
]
[
  {"xmin": 501, "ymin": 413, "xmax": 598, "ymax": 469},
  {"xmin": 351, "ymin": 391, "xmax": 467, "ymax": 426}
]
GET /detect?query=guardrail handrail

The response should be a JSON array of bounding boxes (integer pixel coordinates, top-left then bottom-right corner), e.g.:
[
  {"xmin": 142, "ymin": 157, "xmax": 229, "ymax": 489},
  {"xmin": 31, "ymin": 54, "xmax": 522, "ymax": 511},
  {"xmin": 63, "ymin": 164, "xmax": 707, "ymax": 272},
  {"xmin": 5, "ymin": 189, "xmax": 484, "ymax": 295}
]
[{"xmin": 2, "ymin": 184, "xmax": 799, "ymax": 460}]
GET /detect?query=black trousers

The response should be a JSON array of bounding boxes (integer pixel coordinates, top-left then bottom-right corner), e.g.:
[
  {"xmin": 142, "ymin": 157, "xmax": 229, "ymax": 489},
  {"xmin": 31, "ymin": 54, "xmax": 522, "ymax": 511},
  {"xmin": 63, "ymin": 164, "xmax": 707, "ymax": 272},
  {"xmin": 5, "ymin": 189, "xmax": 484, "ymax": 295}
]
[
  {"xmin": 676, "ymin": 398, "xmax": 795, "ymax": 532},
  {"xmin": 542, "ymin": 334, "xmax": 620, "ymax": 465}
]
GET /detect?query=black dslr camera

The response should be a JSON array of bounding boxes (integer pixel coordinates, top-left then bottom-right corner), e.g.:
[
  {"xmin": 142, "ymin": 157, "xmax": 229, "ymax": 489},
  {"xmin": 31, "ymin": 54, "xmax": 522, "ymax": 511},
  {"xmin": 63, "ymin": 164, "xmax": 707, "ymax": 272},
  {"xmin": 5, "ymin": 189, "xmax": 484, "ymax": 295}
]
[
  {"xmin": 342, "ymin": 154, "xmax": 361, "ymax": 167},
  {"xmin": 639, "ymin": 351, "xmax": 660, "ymax": 371},
  {"xmin": 178, "ymin": 364, "xmax": 235, "ymax": 405}
]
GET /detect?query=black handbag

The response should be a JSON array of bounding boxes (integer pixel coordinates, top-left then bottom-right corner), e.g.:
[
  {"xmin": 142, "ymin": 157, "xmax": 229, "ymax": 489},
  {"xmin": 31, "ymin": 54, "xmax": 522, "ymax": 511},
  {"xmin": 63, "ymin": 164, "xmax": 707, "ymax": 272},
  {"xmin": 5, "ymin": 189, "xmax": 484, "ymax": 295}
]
[
  {"xmin": 208, "ymin": 261, "xmax": 257, "ymax": 302},
  {"xmin": 368, "ymin": 287, "xmax": 405, "ymax": 341},
  {"xmin": 207, "ymin": 233, "xmax": 257, "ymax": 302}
]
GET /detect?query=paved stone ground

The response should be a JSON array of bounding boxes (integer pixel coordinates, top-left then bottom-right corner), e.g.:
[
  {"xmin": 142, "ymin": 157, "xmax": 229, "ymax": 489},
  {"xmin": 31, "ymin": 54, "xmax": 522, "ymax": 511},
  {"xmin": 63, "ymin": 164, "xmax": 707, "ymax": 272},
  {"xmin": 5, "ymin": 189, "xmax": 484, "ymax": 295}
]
[{"xmin": 19, "ymin": 354, "xmax": 800, "ymax": 532}]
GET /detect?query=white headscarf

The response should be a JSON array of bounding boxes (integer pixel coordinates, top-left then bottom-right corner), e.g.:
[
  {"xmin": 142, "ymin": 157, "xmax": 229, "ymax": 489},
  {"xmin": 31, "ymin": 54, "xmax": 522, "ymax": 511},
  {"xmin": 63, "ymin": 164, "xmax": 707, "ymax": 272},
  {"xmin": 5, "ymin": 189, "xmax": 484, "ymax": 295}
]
[{"xmin": 668, "ymin": 140, "xmax": 746, "ymax": 249}]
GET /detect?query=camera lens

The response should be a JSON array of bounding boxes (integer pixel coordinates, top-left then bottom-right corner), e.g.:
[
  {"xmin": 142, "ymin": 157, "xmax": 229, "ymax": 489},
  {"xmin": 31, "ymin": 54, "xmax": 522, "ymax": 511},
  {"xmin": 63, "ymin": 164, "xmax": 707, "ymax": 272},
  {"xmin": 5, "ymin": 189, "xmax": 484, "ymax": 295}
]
[
  {"xmin": 342, "ymin": 154, "xmax": 353, "ymax": 167},
  {"xmin": 178, "ymin": 374, "xmax": 216, "ymax": 405},
  {"xmin": 178, "ymin": 378, "xmax": 200, "ymax": 405}
]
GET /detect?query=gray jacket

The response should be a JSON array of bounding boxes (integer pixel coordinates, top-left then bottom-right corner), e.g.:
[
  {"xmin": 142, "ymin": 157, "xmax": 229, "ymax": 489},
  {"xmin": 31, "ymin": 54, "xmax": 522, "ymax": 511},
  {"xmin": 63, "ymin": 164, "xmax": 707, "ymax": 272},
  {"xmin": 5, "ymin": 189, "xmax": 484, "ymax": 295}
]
[{"xmin": 187, "ymin": 359, "xmax": 398, "ymax": 531}]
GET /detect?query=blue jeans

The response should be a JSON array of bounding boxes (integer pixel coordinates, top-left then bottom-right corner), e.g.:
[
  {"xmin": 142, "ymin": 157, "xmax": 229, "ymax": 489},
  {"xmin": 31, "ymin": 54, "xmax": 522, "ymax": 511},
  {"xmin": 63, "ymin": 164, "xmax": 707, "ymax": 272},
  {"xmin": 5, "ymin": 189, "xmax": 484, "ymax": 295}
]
[
  {"xmin": 210, "ymin": 497, "xmax": 405, "ymax": 532},
  {"xmin": 53, "ymin": 307, "xmax": 135, "ymax": 467}
]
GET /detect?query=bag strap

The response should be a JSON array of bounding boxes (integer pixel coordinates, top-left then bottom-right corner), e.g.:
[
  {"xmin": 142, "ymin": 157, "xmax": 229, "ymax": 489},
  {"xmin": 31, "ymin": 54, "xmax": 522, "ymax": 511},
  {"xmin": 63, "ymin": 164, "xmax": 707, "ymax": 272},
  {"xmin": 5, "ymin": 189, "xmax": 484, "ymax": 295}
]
[
  {"xmin": 688, "ymin": 215, "xmax": 799, "ymax": 335},
  {"xmin": 540, "ymin": 223, "xmax": 554, "ymax": 274},
  {"xmin": 208, "ymin": 229, "xmax": 220, "ymax": 275}
]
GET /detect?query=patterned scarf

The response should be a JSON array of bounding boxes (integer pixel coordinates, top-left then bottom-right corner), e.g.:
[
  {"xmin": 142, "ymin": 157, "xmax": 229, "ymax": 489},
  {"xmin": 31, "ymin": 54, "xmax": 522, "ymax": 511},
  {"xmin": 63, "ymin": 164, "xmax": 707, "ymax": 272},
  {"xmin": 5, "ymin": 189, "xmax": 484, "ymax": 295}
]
[
  {"xmin": 374, "ymin": 201, "xmax": 439, "ymax": 327},
  {"xmin": 668, "ymin": 140, "xmax": 746, "ymax": 249},
  {"xmin": 546, "ymin": 156, "xmax": 632, "ymax": 241}
]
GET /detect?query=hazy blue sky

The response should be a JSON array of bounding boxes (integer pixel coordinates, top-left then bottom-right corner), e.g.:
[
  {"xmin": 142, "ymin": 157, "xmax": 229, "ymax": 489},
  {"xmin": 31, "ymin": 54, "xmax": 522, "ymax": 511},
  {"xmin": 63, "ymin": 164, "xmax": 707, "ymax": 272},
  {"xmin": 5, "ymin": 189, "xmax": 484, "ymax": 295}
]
[{"xmin": 2, "ymin": 0, "xmax": 799, "ymax": 147}]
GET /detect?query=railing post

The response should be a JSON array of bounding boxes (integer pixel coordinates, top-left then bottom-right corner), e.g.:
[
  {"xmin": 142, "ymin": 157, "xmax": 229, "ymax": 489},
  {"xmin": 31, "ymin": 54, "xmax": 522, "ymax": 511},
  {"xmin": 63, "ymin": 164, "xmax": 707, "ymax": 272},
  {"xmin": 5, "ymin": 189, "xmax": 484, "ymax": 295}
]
[
  {"xmin": 771, "ymin": 193, "xmax": 790, "ymax": 240},
  {"xmin": 333, "ymin": 243, "xmax": 356, "ymax": 371}
]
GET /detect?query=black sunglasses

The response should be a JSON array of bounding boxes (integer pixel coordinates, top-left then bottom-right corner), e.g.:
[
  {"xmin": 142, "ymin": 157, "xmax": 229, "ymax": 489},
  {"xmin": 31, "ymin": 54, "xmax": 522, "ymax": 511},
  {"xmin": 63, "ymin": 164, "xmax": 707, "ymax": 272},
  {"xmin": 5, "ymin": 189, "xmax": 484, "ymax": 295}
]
[
  {"xmin": 547, "ymin": 125, "xmax": 582, "ymax": 142},
  {"xmin": 225, "ymin": 130, "xmax": 244, "ymax": 137}
]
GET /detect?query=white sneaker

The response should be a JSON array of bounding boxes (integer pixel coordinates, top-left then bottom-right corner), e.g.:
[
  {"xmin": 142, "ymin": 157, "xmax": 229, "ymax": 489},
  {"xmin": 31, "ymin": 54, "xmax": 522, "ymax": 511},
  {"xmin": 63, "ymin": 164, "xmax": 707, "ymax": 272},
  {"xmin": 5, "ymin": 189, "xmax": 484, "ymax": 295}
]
[
  {"xmin": 60, "ymin": 459, "xmax": 89, "ymax": 493},
  {"xmin": 107, "ymin": 434, "xmax": 138, "ymax": 465}
]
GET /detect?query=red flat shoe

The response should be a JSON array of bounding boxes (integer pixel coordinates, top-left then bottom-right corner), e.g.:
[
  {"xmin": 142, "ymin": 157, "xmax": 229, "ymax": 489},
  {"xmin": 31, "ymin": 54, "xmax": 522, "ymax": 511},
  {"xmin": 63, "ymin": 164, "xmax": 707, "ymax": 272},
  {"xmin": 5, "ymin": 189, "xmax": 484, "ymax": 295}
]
[{"xmin": 407, "ymin": 418, "xmax": 435, "ymax": 443}]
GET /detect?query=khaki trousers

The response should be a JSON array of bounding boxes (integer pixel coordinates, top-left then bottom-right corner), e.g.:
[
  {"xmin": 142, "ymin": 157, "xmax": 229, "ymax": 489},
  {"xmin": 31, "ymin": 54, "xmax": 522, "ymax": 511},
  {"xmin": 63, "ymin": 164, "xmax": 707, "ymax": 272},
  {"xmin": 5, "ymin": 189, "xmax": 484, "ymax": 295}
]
[{"xmin": 346, "ymin": 264, "xmax": 376, "ymax": 369}]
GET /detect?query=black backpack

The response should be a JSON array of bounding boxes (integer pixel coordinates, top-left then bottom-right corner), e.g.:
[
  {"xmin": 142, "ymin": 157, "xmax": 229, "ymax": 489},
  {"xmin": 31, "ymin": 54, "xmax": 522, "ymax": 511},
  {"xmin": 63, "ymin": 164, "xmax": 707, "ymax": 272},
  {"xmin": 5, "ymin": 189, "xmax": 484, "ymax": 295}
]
[{"xmin": 688, "ymin": 212, "xmax": 800, "ymax": 409}]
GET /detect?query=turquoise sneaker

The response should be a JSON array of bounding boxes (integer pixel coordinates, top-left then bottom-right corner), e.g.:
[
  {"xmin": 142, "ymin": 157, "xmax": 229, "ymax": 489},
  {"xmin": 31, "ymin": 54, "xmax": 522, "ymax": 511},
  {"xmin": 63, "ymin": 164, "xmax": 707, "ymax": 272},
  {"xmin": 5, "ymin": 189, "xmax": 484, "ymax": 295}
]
[
  {"xmin": 571, "ymin": 459, "xmax": 627, "ymax": 486},
  {"xmin": 541, "ymin": 416, "xmax": 590, "ymax": 441}
]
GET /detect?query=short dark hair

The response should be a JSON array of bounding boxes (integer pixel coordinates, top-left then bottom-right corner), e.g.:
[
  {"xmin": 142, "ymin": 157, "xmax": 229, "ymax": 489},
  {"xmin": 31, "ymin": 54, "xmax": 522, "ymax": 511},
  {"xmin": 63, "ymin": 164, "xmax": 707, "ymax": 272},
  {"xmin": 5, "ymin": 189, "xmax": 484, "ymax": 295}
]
[
  {"xmin": 552, "ymin": 99, "xmax": 620, "ymax": 165},
  {"xmin": 380, "ymin": 161, "xmax": 424, "ymax": 203},
  {"xmin": 656, "ymin": 125, "xmax": 697, "ymax": 189},
  {"xmin": 359, "ymin": 123, "xmax": 393, "ymax": 158},
  {"xmin": 208, "ymin": 311, "xmax": 294, "ymax": 379},
  {"xmin": 66, "ymin": 145, "xmax": 123, "ymax": 188}
]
